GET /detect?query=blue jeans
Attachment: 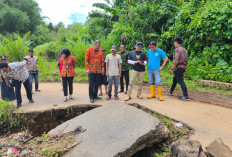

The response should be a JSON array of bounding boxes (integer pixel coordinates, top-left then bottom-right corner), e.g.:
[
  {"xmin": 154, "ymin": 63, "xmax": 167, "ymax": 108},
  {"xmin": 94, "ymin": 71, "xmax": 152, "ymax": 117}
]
[
  {"xmin": 148, "ymin": 69, "xmax": 162, "ymax": 86},
  {"xmin": 108, "ymin": 76, "xmax": 119, "ymax": 97},
  {"xmin": 29, "ymin": 72, "xmax": 39, "ymax": 91}
]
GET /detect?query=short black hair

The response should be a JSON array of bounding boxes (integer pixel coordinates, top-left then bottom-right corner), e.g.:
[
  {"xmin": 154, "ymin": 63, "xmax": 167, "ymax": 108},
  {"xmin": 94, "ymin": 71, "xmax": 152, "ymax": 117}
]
[
  {"xmin": 61, "ymin": 49, "xmax": 71, "ymax": 57},
  {"xmin": 119, "ymin": 43, "xmax": 125, "ymax": 46},
  {"xmin": 174, "ymin": 37, "xmax": 182, "ymax": 44},
  {"xmin": 28, "ymin": 49, "xmax": 34, "ymax": 52},
  {"xmin": 0, "ymin": 62, "xmax": 8, "ymax": 68},
  {"xmin": 94, "ymin": 40, "xmax": 101, "ymax": 44}
]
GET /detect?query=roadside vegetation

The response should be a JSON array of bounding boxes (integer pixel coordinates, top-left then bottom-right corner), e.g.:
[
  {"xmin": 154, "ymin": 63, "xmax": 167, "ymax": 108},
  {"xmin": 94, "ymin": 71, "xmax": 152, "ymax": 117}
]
[{"xmin": 0, "ymin": 0, "xmax": 231, "ymax": 96}]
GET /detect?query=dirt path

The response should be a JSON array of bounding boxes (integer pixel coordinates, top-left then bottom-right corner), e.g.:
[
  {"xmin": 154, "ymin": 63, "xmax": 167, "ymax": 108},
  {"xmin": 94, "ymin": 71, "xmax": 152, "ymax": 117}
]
[{"xmin": 18, "ymin": 83, "xmax": 232, "ymax": 149}]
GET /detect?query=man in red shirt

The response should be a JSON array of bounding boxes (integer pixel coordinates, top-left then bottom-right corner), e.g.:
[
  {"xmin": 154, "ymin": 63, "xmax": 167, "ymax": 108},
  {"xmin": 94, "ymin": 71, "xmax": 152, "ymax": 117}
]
[{"xmin": 85, "ymin": 40, "xmax": 104, "ymax": 103}]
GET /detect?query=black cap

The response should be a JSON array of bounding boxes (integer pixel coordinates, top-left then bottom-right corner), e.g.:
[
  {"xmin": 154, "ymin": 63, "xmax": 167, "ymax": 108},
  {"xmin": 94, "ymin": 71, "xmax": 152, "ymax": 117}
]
[
  {"xmin": 0, "ymin": 56, "xmax": 7, "ymax": 61},
  {"xmin": 136, "ymin": 42, "xmax": 143, "ymax": 48},
  {"xmin": 149, "ymin": 41, "xmax": 157, "ymax": 47}
]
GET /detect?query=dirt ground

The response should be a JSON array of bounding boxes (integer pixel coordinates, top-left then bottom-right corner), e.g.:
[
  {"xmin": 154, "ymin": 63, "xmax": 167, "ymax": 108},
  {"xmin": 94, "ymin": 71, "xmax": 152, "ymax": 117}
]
[{"xmin": 10, "ymin": 83, "xmax": 232, "ymax": 149}]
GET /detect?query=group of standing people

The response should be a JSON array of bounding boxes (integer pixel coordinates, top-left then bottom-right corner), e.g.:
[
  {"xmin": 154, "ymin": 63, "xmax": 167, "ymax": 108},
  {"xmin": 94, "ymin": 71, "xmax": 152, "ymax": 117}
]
[
  {"xmin": 0, "ymin": 36, "xmax": 189, "ymax": 108},
  {"xmin": 85, "ymin": 37, "xmax": 189, "ymax": 103}
]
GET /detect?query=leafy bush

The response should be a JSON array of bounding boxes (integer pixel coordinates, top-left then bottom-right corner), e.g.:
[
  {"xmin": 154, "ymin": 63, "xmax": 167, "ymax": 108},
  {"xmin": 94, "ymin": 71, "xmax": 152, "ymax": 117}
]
[
  {"xmin": 34, "ymin": 42, "xmax": 63, "ymax": 61},
  {"xmin": 0, "ymin": 32, "xmax": 31, "ymax": 62},
  {"xmin": 0, "ymin": 100, "xmax": 21, "ymax": 131}
]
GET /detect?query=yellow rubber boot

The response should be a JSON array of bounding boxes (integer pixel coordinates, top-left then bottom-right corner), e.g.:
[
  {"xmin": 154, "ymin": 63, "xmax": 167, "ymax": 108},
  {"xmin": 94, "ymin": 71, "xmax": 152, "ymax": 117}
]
[
  {"xmin": 158, "ymin": 86, "xmax": 164, "ymax": 101},
  {"xmin": 147, "ymin": 85, "xmax": 156, "ymax": 99}
]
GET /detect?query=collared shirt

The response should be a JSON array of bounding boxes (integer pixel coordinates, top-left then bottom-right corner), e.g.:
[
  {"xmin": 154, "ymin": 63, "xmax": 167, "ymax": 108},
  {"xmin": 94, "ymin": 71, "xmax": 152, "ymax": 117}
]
[
  {"xmin": 128, "ymin": 50, "xmax": 147, "ymax": 72},
  {"xmin": 60, "ymin": 55, "xmax": 76, "ymax": 77},
  {"xmin": 3, "ymin": 62, "xmax": 29, "ymax": 82},
  {"xmin": 117, "ymin": 51, "xmax": 129, "ymax": 71},
  {"xmin": 105, "ymin": 54, "xmax": 122, "ymax": 76},
  {"xmin": 24, "ymin": 55, "xmax": 38, "ymax": 72},
  {"xmin": 85, "ymin": 47, "xmax": 104, "ymax": 73},
  {"xmin": 173, "ymin": 46, "xmax": 188, "ymax": 72},
  {"xmin": 147, "ymin": 48, "xmax": 167, "ymax": 70}
]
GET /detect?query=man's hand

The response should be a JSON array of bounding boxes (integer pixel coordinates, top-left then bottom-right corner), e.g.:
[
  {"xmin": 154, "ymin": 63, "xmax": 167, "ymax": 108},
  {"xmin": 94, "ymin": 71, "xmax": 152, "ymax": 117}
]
[
  {"xmin": 139, "ymin": 62, "xmax": 145, "ymax": 66},
  {"xmin": 119, "ymin": 73, "xmax": 121, "ymax": 78},
  {"xmin": 158, "ymin": 66, "xmax": 164, "ymax": 71},
  {"xmin": 106, "ymin": 72, "xmax": 109, "ymax": 77},
  {"xmin": 6, "ymin": 82, "xmax": 11, "ymax": 87},
  {"xmin": 86, "ymin": 70, "xmax": 90, "ymax": 75},
  {"xmin": 101, "ymin": 69, "xmax": 104, "ymax": 75},
  {"xmin": 169, "ymin": 69, "xmax": 173, "ymax": 74},
  {"xmin": 135, "ymin": 61, "xmax": 140, "ymax": 64}
]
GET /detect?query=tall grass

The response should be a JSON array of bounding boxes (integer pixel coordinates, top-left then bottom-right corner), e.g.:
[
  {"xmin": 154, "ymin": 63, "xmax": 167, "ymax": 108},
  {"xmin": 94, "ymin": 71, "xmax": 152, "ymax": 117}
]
[
  {"xmin": 0, "ymin": 100, "xmax": 21, "ymax": 131},
  {"xmin": 0, "ymin": 32, "xmax": 31, "ymax": 62}
]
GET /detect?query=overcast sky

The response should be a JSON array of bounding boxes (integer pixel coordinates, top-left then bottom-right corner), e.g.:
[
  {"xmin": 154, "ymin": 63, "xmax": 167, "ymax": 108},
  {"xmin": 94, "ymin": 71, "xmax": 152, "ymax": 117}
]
[{"xmin": 37, "ymin": 0, "xmax": 103, "ymax": 26}]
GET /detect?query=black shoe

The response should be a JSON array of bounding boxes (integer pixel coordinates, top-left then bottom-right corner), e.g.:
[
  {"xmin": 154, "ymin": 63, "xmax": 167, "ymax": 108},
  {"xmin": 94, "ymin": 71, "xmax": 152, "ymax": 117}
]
[
  {"xmin": 64, "ymin": 99, "xmax": 68, "ymax": 102},
  {"xmin": 16, "ymin": 104, "xmax": 22, "ymax": 108},
  {"xmin": 178, "ymin": 96, "xmax": 190, "ymax": 101},
  {"xmin": 125, "ymin": 91, "xmax": 127, "ymax": 94},
  {"xmin": 90, "ymin": 98, "xmax": 95, "ymax": 103},
  {"xmin": 119, "ymin": 90, "xmax": 124, "ymax": 93},
  {"xmin": 35, "ymin": 89, "xmax": 41, "ymax": 92},
  {"xmin": 94, "ymin": 96, "xmax": 102, "ymax": 100},
  {"xmin": 29, "ymin": 99, "xmax": 34, "ymax": 103},
  {"xmin": 167, "ymin": 90, "xmax": 173, "ymax": 96}
]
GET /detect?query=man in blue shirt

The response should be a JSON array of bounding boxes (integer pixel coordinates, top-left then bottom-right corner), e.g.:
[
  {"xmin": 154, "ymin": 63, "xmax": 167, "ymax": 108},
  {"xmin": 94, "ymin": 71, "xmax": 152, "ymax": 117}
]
[{"xmin": 147, "ymin": 41, "xmax": 169, "ymax": 101}]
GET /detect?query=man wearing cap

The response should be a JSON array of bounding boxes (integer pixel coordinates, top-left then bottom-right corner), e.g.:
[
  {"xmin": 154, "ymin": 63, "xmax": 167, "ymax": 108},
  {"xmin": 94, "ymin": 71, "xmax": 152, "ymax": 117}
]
[
  {"xmin": 125, "ymin": 42, "xmax": 147, "ymax": 101},
  {"xmin": 85, "ymin": 40, "xmax": 104, "ymax": 103},
  {"xmin": 0, "ymin": 56, "xmax": 15, "ymax": 101},
  {"xmin": 105, "ymin": 45, "xmax": 122, "ymax": 100},
  {"xmin": 117, "ymin": 43, "xmax": 129, "ymax": 94},
  {"xmin": 0, "ymin": 61, "xmax": 34, "ymax": 108},
  {"xmin": 147, "ymin": 41, "xmax": 169, "ymax": 101},
  {"xmin": 24, "ymin": 49, "xmax": 40, "ymax": 92}
]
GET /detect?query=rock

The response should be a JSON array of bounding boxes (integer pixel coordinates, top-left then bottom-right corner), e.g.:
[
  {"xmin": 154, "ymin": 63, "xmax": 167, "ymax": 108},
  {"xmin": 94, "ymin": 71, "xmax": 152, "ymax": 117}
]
[
  {"xmin": 49, "ymin": 102, "xmax": 169, "ymax": 157},
  {"xmin": 205, "ymin": 138, "xmax": 232, "ymax": 157},
  {"xmin": 171, "ymin": 140, "xmax": 203, "ymax": 157}
]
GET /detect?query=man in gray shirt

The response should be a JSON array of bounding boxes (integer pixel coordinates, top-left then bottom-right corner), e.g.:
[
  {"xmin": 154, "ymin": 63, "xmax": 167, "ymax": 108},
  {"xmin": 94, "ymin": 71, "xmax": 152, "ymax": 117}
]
[{"xmin": 105, "ymin": 45, "xmax": 122, "ymax": 100}]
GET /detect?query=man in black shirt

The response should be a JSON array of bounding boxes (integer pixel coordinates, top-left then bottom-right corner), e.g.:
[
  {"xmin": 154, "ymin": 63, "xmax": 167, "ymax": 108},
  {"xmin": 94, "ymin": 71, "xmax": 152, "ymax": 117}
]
[{"xmin": 125, "ymin": 42, "xmax": 147, "ymax": 101}]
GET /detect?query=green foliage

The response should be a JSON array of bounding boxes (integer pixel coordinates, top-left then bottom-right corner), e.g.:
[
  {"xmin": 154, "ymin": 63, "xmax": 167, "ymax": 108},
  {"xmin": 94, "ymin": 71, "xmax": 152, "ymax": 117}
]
[
  {"xmin": 30, "ymin": 23, "xmax": 53, "ymax": 48},
  {"xmin": 0, "ymin": 100, "xmax": 20, "ymax": 131},
  {"xmin": 34, "ymin": 42, "xmax": 63, "ymax": 60},
  {"xmin": 153, "ymin": 112, "xmax": 189, "ymax": 140},
  {"xmin": 153, "ymin": 144, "xmax": 171, "ymax": 157},
  {"xmin": 0, "ymin": 32, "xmax": 31, "ymax": 61},
  {"xmin": 86, "ymin": 0, "xmax": 232, "ymax": 83},
  {"xmin": 0, "ymin": 0, "xmax": 43, "ymax": 34}
]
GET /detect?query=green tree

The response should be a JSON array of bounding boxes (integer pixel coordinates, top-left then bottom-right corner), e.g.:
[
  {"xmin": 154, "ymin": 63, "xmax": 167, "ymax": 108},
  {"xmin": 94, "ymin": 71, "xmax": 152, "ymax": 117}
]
[{"xmin": 0, "ymin": 0, "xmax": 42, "ymax": 34}]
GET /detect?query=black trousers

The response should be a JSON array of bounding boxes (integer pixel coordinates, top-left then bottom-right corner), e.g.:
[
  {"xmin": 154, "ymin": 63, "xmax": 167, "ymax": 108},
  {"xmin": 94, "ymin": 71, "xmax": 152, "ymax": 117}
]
[
  {"xmin": 120, "ymin": 70, "xmax": 129, "ymax": 91},
  {"xmin": 170, "ymin": 68, "xmax": 189, "ymax": 97},
  {"xmin": 13, "ymin": 78, "xmax": 32, "ymax": 105},
  {"xmin": 88, "ymin": 73, "xmax": 102, "ymax": 99},
  {"xmin": 62, "ymin": 76, "xmax": 74, "ymax": 96}
]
